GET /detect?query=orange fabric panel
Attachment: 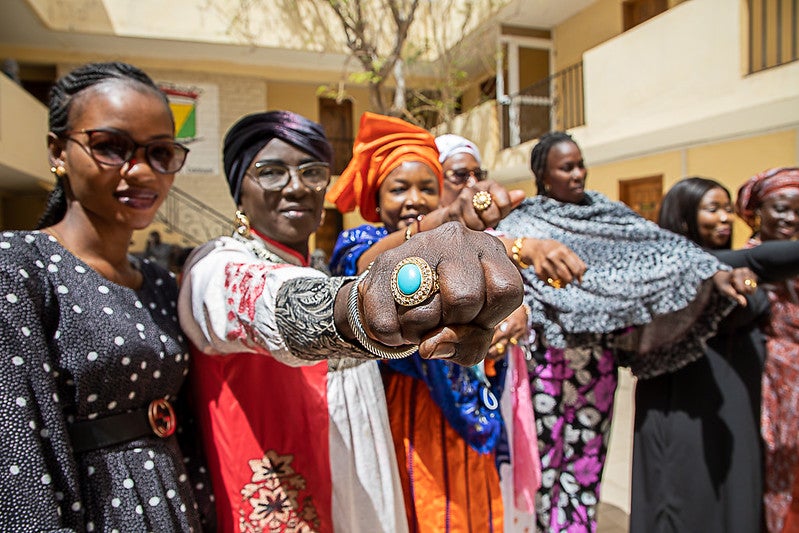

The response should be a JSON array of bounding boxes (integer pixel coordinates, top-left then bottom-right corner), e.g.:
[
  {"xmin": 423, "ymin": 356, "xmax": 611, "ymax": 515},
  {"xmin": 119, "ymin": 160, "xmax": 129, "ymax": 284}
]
[{"xmin": 385, "ymin": 372, "xmax": 503, "ymax": 532}]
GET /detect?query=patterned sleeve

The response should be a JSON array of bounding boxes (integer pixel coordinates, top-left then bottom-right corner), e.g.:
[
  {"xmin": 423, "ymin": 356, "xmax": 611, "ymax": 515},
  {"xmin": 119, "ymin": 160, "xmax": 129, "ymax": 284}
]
[
  {"xmin": 179, "ymin": 238, "xmax": 369, "ymax": 365},
  {"xmin": 274, "ymin": 275, "xmax": 376, "ymax": 361},
  {"xmin": 328, "ymin": 224, "xmax": 388, "ymax": 276},
  {"xmin": 0, "ymin": 240, "xmax": 81, "ymax": 532}
]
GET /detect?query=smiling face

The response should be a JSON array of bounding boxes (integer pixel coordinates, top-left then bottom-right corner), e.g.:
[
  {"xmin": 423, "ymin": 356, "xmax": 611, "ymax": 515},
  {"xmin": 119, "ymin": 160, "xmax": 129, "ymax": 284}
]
[
  {"xmin": 543, "ymin": 140, "xmax": 587, "ymax": 204},
  {"xmin": 757, "ymin": 187, "xmax": 799, "ymax": 242},
  {"xmin": 696, "ymin": 187, "xmax": 733, "ymax": 249},
  {"xmin": 49, "ymin": 81, "xmax": 176, "ymax": 231},
  {"xmin": 237, "ymin": 138, "xmax": 326, "ymax": 255},
  {"xmin": 377, "ymin": 161, "xmax": 440, "ymax": 233}
]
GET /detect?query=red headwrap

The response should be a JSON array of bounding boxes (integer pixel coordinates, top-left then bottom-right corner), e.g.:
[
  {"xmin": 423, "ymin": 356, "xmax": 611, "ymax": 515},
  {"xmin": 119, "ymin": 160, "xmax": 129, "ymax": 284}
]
[
  {"xmin": 735, "ymin": 167, "xmax": 799, "ymax": 228},
  {"xmin": 326, "ymin": 112, "xmax": 443, "ymax": 222}
]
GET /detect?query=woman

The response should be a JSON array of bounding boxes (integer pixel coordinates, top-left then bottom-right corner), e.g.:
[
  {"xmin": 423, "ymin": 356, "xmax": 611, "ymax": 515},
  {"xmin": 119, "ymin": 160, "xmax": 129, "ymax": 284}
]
[
  {"xmin": 178, "ymin": 111, "xmax": 523, "ymax": 533},
  {"xmin": 736, "ymin": 167, "xmax": 799, "ymax": 532},
  {"xmin": 496, "ymin": 132, "xmax": 742, "ymax": 532},
  {"xmin": 0, "ymin": 62, "xmax": 210, "ymax": 531},
  {"xmin": 328, "ymin": 112, "xmax": 525, "ymax": 531},
  {"xmin": 631, "ymin": 177, "xmax": 799, "ymax": 532}
]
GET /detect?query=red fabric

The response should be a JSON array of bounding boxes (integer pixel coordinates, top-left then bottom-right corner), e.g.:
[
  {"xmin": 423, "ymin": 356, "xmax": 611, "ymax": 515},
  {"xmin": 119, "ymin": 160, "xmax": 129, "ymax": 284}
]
[
  {"xmin": 384, "ymin": 372, "xmax": 503, "ymax": 532},
  {"xmin": 191, "ymin": 347, "xmax": 331, "ymax": 533},
  {"xmin": 326, "ymin": 112, "xmax": 442, "ymax": 222}
]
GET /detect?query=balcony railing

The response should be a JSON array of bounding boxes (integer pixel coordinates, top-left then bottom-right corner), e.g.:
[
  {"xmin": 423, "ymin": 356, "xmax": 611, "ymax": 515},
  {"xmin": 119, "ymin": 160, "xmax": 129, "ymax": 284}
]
[
  {"xmin": 748, "ymin": 0, "xmax": 799, "ymax": 73},
  {"xmin": 155, "ymin": 185, "xmax": 232, "ymax": 246},
  {"xmin": 500, "ymin": 62, "xmax": 584, "ymax": 149}
]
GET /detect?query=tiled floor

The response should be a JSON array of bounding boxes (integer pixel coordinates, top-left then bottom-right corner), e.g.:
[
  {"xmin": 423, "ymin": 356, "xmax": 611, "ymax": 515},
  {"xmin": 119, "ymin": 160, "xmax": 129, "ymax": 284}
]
[{"xmin": 596, "ymin": 367, "xmax": 636, "ymax": 533}]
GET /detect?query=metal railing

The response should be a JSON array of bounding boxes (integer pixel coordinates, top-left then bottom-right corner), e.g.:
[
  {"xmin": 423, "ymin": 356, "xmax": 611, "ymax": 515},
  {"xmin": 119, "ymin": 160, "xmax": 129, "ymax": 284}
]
[
  {"xmin": 748, "ymin": 0, "xmax": 799, "ymax": 73},
  {"xmin": 155, "ymin": 185, "xmax": 232, "ymax": 246},
  {"xmin": 500, "ymin": 62, "xmax": 584, "ymax": 149}
]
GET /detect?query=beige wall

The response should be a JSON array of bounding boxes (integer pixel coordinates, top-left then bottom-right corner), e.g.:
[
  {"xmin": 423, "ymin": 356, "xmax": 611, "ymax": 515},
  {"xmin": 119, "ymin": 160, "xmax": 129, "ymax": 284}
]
[{"xmin": 553, "ymin": 0, "xmax": 622, "ymax": 70}]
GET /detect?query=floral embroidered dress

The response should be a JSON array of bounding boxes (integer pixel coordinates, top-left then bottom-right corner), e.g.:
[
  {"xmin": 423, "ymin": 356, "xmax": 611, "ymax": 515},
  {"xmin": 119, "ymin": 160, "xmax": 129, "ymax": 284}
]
[
  {"xmin": 178, "ymin": 230, "xmax": 406, "ymax": 533},
  {"xmin": 0, "ymin": 231, "xmax": 206, "ymax": 532},
  {"xmin": 330, "ymin": 224, "xmax": 505, "ymax": 533}
]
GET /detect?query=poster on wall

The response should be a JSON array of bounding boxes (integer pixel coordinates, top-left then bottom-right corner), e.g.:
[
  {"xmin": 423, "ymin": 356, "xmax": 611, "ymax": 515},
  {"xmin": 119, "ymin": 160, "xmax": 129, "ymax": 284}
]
[{"xmin": 159, "ymin": 82, "xmax": 219, "ymax": 175}]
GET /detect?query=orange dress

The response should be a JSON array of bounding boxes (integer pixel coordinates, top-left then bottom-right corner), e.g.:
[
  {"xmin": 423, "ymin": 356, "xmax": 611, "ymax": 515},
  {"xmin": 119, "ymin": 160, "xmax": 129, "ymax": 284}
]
[{"xmin": 385, "ymin": 372, "xmax": 504, "ymax": 532}]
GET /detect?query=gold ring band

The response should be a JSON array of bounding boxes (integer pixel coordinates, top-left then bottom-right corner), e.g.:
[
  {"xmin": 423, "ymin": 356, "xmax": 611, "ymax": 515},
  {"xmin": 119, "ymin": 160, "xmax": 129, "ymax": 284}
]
[
  {"xmin": 546, "ymin": 277, "xmax": 563, "ymax": 289},
  {"xmin": 744, "ymin": 278, "xmax": 757, "ymax": 289}
]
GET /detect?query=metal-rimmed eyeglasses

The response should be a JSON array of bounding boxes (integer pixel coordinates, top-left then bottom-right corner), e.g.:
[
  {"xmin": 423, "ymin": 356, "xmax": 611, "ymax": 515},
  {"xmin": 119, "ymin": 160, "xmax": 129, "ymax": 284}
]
[
  {"xmin": 444, "ymin": 167, "xmax": 488, "ymax": 185},
  {"xmin": 63, "ymin": 128, "xmax": 189, "ymax": 174},
  {"xmin": 246, "ymin": 161, "xmax": 331, "ymax": 192}
]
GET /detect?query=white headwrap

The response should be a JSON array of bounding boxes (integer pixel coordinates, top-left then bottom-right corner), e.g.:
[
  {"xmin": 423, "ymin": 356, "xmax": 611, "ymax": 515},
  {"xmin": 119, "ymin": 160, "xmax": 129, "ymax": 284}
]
[{"xmin": 435, "ymin": 134, "xmax": 481, "ymax": 165}]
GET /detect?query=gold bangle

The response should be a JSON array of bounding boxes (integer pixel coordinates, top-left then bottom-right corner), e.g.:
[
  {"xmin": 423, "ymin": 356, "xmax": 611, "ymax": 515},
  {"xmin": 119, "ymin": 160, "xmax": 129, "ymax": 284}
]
[{"xmin": 511, "ymin": 237, "xmax": 530, "ymax": 269}]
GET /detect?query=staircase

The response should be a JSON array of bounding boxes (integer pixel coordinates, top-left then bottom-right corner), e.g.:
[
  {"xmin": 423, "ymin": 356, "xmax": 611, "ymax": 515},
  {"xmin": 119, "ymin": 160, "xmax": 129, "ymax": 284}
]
[{"xmin": 155, "ymin": 185, "xmax": 233, "ymax": 246}]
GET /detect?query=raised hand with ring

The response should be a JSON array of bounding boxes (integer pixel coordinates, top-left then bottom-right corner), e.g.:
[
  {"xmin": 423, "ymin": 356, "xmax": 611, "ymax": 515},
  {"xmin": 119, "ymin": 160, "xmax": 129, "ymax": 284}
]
[{"xmin": 341, "ymin": 222, "xmax": 524, "ymax": 367}]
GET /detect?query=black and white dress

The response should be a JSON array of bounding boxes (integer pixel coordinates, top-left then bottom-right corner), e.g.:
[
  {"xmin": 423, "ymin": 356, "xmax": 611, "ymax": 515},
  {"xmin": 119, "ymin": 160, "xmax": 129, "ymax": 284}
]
[{"xmin": 0, "ymin": 231, "xmax": 204, "ymax": 532}]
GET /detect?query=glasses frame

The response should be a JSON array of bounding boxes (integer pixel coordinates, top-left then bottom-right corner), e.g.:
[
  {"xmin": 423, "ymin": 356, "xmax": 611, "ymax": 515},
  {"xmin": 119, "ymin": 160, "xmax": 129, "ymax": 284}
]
[
  {"xmin": 246, "ymin": 160, "xmax": 331, "ymax": 193},
  {"xmin": 444, "ymin": 167, "xmax": 488, "ymax": 185},
  {"xmin": 62, "ymin": 128, "xmax": 190, "ymax": 174}
]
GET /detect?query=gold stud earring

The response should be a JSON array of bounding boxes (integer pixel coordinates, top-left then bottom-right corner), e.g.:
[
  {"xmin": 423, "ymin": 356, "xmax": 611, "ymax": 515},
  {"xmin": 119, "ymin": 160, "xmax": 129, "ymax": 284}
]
[
  {"xmin": 234, "ymin": 210, "xmax": 251, "ymax": 238},
  {"xmin": 51, "ymin": 166, "xmax": 66, "ymax": 178}
]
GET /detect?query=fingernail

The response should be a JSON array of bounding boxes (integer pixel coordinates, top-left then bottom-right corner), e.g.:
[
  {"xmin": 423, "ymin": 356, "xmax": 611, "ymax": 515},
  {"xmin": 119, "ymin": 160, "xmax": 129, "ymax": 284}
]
[{"xmin": 428, "ymin": 342, "xmax": 457, "ymax": 359}]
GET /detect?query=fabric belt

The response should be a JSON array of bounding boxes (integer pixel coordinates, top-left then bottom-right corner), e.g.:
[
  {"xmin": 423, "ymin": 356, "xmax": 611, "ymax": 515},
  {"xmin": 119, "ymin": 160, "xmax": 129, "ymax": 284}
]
[{"xmin": 68, "ymin": 398, "xmax": 177, "ymax": 454}]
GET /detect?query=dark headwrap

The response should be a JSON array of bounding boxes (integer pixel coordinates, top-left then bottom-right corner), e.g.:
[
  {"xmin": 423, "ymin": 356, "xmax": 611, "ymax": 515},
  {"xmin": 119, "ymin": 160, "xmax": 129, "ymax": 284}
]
[
  {"xmin": 223, "ymin": 110, "xmax": 333, "ymax": 203},
  {"xmin": 736, "ymin": 167, "xmax": 799, "ymax": 229}
]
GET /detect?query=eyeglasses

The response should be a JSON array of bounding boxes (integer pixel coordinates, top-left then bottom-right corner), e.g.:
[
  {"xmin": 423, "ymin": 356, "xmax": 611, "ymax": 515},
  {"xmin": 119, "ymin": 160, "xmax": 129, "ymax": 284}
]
[
  {"xmin": 63, "ymin": 129, "xmax": 189, "ymax": 174},
  {"xmin": 247, "ymin": 161, "xmax": 331, "ymax": 192},
  {"xmin": 444, "ymin": 167, "xmax": 488, "ymax": 185}
]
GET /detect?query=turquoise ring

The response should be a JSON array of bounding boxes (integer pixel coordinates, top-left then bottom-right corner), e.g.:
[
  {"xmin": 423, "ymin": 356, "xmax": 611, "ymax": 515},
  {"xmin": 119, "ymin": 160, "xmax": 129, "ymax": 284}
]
[{"xmin": 391, "ymin": 257, "xmax": 439, "ymax": 307}]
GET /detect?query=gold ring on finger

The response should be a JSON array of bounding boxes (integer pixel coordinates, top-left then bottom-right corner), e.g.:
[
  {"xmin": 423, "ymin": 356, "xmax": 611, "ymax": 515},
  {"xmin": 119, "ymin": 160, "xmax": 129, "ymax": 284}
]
[
  {"xmin": 391, "ymin": 256, "xmax": 439, "ymax": 307},
  {"xmin": 494, "ymin": 341, "xmax": 506, "ymax": 355},
  {"xmin": 472, "ymin": 191, "xmax": 493, "ymax": 212},
  {"xmin": 546, "ymin": 277, "xmax": 563, "ymax": 289},
  {"xmin": 744, "ymin": 278, "xmax": 757, "ymax": 289}
]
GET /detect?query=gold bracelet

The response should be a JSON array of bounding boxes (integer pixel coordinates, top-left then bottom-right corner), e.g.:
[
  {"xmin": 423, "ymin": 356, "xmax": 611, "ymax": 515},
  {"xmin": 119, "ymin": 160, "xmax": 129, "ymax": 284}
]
[{"xmin": 511, "ymin": 237, "xmax": 530, "ymax": 269}]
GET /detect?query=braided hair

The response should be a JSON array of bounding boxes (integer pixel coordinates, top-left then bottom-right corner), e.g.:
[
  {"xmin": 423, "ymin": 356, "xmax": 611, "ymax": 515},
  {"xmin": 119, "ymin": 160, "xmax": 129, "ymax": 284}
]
[
  {"xmin": 37, "ymin": 62, "xmax": 169, "ymax": 228},
  {"xmin": 658, "ymin": 177, "xmax": 732, "ymax": 249},
  {"xmin": 529, "ymin": 131, "xmax": 577, "ymax": 196}
]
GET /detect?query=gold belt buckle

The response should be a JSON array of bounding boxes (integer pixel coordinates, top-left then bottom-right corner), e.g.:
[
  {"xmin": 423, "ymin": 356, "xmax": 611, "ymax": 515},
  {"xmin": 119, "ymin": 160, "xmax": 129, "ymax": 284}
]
[{"xmin": 148, "ymin": 398, "xmax": 176, "ymax": 438}]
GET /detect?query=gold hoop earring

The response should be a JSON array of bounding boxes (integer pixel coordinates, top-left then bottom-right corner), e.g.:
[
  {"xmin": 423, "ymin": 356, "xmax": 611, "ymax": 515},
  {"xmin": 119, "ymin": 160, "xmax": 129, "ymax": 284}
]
[
  {"xmin": 234, "ymin": 210, "xmax": 251, "ymax": 238},
  {"xmin": 51, "ymin": 166, "xmax": 66, "ymax": 178}
]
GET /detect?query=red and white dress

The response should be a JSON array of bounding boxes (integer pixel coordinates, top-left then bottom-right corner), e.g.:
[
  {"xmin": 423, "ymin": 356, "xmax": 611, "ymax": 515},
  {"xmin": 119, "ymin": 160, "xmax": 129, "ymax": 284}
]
[{"xmin": 178, "ymin": 231, "xmax": 407, "ymax": 533}]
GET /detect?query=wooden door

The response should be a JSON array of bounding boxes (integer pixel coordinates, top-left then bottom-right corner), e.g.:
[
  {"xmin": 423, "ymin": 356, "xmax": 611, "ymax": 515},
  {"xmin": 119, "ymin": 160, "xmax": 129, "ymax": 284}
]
[
  {"xmin": 623, "ymin": 0, "xmax": 668, "ymax": 31},
  {"xmin": 619, "ymin": 175, "xmax": 663, "ymax": 222}
]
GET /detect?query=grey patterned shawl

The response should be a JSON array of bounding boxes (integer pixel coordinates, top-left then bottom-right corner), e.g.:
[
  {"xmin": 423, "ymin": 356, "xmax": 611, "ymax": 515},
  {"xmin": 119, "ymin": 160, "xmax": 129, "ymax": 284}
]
[{"xmin": 497, "ymin": 191, "xmax": 734, "ymax": 378}]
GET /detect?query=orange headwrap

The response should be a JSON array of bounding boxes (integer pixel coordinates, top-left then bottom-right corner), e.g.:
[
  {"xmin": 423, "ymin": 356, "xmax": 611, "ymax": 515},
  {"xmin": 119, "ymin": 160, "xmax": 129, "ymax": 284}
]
[
  {"xmin": 326, "ymin": 112, "xmax": 443, "ymax": 222},
  {"xmin": 736, "ymin": 167, "xmax": 799, "ymax": 229}
]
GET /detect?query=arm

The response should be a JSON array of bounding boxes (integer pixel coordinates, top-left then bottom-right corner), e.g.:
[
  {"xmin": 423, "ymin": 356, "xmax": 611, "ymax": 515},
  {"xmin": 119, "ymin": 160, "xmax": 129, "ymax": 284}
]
[
  {"xmin": 355, "ymin": 180, "xmax": 526, "ymax": 273},
  {"xmin": 178, "ymin": 238, "xmax": 363, "ymax": 365},
  {"xmin": 712, "ymin": 240, "xmax": 799, "ymax": 282},
  {"xmin": 0, "ymin": 253, "xmax": 79, "ymax": 531},
  {"xmin": 494, "ymin": 235, "xmax": 587, "ymax": 285}
]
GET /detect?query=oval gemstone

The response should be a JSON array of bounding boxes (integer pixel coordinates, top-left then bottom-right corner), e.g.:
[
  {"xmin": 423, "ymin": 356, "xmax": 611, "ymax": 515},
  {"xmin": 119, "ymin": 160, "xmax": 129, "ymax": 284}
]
[{"xmin": 397, "ymin": 263, "xmax": 422, "ymax": 295}]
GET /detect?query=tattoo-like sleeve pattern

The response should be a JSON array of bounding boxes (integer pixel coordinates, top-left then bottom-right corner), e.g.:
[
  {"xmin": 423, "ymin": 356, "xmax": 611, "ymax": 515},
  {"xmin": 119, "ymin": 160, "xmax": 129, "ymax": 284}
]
[{"xmin": 275, "ymin": 276, "xmax": 373, "ymax": 360}]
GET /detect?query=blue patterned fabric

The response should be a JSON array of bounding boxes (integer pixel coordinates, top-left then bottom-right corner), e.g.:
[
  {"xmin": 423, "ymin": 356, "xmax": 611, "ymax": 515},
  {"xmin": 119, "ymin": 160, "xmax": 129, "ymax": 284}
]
[{"xmin": 329, "ymin": 224, "xmax": 504, "ymax": 453}]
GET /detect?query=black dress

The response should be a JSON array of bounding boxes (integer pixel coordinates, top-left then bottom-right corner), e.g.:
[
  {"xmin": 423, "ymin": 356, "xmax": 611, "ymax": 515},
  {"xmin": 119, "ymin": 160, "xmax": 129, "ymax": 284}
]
[
  {"xmin": 0, "ymin": 231, "xmax": 204, "ymax": 532},
  {"xmin": 630, "ymin": 240, "xmax": 799, "ymax": 533}
]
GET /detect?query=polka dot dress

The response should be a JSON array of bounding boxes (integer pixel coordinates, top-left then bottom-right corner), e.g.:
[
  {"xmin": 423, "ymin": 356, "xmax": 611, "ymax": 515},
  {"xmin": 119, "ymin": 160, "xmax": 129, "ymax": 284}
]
[{"xmin": 0, "ymin": 231, "xmax": 202, "ymax": 532}]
